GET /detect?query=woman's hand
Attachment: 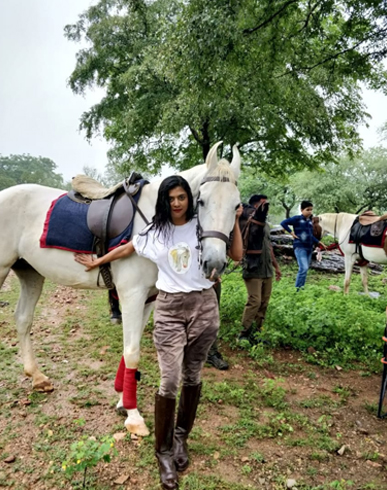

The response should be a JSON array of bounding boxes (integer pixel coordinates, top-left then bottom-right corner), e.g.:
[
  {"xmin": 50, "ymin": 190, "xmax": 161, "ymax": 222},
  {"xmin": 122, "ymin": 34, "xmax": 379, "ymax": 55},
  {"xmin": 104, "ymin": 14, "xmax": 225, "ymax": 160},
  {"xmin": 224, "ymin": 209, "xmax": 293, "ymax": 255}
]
[
  {"xmin": 235, "ymin": 204, "xmax": 243, "ymax": 220},
  {"xmin": 74, "ymin": 253, "xmax": 99, "ymax": 272}
]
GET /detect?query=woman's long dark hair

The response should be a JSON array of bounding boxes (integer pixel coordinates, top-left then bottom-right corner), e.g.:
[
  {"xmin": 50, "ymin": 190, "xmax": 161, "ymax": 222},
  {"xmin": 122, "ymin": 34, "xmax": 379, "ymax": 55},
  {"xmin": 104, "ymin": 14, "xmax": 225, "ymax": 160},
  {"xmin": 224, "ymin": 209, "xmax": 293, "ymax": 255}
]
[{"xmin": 147, "ymin": 175, "xmax": 195, "ymax": 240}]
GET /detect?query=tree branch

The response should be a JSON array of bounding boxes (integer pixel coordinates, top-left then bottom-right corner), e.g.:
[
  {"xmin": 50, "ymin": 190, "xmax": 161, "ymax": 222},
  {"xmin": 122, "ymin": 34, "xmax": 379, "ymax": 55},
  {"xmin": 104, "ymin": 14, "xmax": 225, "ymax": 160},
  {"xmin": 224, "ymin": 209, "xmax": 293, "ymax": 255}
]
[
  {"xmin": 189, "ymin": 125, "xmax": 203, "ymax": 145},
  {"xmin": 276, "ymin": 27, "xmax": 387, "ymax": 77},
  {"xmin": 243, "ymin": 0, "xmax": 298, "ymax": 35}
]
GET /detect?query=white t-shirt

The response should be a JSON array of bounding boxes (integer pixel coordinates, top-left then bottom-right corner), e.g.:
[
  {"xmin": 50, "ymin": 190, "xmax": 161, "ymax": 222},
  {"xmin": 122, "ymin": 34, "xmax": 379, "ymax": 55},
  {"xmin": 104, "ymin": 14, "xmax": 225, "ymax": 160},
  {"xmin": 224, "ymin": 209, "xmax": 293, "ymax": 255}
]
[{"xmin": 132, "ymin": 218, "xmax": 214, "ymax": 293}]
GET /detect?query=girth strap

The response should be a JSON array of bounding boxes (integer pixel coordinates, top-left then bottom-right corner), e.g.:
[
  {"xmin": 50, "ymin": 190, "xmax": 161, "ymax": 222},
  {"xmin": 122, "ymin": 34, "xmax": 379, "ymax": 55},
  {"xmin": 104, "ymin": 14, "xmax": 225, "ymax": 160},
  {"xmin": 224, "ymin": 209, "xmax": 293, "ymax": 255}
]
[{"xmin": 123, "ymin": 181, "xmax": 150, "ymax": 226}]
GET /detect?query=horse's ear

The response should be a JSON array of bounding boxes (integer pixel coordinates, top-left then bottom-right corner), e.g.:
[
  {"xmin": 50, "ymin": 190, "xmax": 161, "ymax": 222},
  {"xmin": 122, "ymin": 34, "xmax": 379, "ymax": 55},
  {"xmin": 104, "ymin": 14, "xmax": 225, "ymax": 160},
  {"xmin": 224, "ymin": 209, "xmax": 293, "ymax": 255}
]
[
  {"xmin": 206, "ymin": 141, "xmax": 223, "ymax": 172},
  {"xmin": 230, "ymin": 144, "xmax": 241, "ymax": 180}
]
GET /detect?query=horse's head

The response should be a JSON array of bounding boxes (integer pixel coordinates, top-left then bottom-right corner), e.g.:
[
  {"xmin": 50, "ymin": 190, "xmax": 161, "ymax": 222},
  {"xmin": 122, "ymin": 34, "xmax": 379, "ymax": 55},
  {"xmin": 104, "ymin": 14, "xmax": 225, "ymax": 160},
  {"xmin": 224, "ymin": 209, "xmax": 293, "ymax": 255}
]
[
  {"xmin": 312, "ymin": 216, "xmax": 323, "ymax": 240},
  {"xmin": 314, "ymin": 213, "xmax": 340, "ymax": 239},
  {"xmin": 197, "ymin": 142, "xmax": 241, "ymax": 280},
  {"xmin": 239, "ymin": 201, "xmax": 269, "ymax": 254}
]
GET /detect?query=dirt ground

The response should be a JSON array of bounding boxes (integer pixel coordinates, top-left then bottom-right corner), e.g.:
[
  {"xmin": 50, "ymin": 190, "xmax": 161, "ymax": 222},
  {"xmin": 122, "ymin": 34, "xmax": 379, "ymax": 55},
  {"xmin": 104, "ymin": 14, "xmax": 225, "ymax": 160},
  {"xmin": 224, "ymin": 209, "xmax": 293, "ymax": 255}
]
[{"xmin": 1, "ymin": 275, "xmax": 387, "ymax": 490}]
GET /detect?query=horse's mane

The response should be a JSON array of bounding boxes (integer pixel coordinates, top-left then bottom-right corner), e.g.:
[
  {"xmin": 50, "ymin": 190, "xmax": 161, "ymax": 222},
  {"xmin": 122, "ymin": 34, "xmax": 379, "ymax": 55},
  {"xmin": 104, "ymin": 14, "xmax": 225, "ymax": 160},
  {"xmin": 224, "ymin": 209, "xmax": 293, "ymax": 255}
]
[{"xmin": 204, "ymin": 158, "xmax": 237, "ymax": 184}]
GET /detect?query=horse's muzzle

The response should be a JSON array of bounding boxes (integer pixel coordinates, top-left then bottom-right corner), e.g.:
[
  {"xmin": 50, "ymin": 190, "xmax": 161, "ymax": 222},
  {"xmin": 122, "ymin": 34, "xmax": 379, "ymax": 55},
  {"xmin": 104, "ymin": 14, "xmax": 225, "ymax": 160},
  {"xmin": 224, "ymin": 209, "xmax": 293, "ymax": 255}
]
[{"xmin": 203, "ymin": 260, "xmax": 227, "ymax": 281}]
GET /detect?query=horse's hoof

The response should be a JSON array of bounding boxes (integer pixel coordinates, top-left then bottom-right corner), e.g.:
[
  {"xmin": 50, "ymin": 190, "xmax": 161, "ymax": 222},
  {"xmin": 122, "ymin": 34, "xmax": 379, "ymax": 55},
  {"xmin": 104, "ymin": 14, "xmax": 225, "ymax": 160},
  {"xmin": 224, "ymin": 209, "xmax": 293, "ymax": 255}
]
[
  {"xmin": 116, "ymin": 406, "xmax": 127, "ymax": 417},
  {"xmin": 125, "ymin": 421, "xmax": 150, "ymax": 437},
  {"xmin": 33, "ymin": 380, "xmax": 54, "ymax": 393},
  {"xmin": 110, "ymin": 316, "xmax": 122, "ymax": 325}
]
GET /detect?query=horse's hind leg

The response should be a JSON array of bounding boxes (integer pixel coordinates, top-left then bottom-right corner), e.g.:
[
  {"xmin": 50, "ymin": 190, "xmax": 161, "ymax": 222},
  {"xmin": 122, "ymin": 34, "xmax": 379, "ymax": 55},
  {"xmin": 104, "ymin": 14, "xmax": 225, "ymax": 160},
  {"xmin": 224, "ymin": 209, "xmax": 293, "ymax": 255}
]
[
  {"xmin": 0, "ymin": 251, "xmax": 19, "ymax": 290},
  {"xmin": 359, "ymin": 265, "xmax": 369, "ymax": 295},
  {"xmin": 344, "ymin": 255, "xmax": 356, "ymax": 294},
  {"xmin": 12, "ymin": 262, "xmax": 53, "ymax": 392}
]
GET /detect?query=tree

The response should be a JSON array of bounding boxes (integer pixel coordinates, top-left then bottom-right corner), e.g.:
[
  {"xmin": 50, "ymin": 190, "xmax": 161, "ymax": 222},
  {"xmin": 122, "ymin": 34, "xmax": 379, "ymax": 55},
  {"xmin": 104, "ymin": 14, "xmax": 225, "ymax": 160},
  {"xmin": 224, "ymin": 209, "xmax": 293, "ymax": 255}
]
[
  {"xmin": 65, "ymin": 0, "xmax": 387, "ymax": 175},
  {"xmin": 238, "ymin": 167, "xmax": 296, "ymax": 220},
  {"xmin": 0, "ymin": 154, "xmax": 64, "ymax": 190},
  {"xmin": 82, "ymin": 165, "xmax": 106, "ymax": 184},
  {"xmin": 289, "ymin": 147, "xmax": 387, "ymax": 214}
]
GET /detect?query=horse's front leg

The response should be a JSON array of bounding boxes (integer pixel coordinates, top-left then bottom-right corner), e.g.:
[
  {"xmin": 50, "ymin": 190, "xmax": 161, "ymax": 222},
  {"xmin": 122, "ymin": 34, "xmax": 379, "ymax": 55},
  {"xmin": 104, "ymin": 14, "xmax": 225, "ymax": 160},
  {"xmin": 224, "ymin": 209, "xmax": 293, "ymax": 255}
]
[
  {"xmin": 115, "ymin": 291, "xmax": 155, "ymax": 436},
  {"xmin": 359, "ymin": 265, "xmax": 369, "ymax": 295},
  {"xmin": 13, "ymin": 266, "xmax": 54, "ymax": 392},
  {"xmin": 343, "ymin": 255, "xmax": 356, "ymax": 295}
]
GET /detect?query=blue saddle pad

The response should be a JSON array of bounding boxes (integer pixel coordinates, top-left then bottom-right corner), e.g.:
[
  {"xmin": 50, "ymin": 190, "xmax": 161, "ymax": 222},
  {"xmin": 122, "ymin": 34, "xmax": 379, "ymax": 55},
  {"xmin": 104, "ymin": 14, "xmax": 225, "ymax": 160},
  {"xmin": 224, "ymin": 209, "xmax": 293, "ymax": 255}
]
[{"xmin": 40, "ymin": 182, "xmax": 147, "ymax": 253}]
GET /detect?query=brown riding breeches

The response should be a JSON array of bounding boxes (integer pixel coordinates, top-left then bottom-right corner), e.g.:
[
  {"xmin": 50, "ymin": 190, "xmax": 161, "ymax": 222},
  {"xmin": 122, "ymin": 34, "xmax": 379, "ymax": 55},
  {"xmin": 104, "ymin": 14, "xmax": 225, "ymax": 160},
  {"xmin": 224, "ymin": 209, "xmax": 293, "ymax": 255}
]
[
  {"xmin": 153, "ymin": 288, "xmax": 219, "ymax": 398},
  {"xmin": 241, "ymin": 276, "xmax": 273, "ymax": 330}
]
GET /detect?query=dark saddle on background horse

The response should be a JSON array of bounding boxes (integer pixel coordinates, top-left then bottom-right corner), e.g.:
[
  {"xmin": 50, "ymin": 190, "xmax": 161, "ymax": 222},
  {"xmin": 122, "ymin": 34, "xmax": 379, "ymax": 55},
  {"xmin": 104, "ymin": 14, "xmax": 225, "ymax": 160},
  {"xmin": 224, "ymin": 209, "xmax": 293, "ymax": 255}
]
[
  {"xmin": 358, "ymin": 210, "xmax": 387, "ymax": 226},
  {"xmin": 349, "ymin": 213, "xmax": 387, "ymax": 258}
]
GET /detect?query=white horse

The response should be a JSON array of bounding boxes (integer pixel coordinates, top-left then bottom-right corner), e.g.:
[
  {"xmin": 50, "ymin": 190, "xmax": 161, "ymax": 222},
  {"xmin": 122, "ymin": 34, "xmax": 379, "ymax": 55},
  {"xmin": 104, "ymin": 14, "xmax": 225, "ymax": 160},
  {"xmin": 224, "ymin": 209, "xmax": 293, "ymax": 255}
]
[
  {"xmin": 317, "ymin": 213, "xmax": 387, "ymax": 294},
  {"xmin": 0, "ymin": 142, "xmax": 241, "ymax": 436}
]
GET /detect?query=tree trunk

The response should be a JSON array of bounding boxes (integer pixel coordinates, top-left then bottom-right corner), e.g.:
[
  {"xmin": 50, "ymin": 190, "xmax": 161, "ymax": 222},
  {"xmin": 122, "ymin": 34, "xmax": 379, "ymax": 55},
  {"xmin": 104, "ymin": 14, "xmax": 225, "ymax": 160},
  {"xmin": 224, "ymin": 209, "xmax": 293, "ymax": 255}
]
[
  {"xmin": 281, "ymin": 201, "xmax": 291, "ymax": 218},
  {"xmin": 202, "ymin": 120, "xmax": 210, "ymax": 160}
]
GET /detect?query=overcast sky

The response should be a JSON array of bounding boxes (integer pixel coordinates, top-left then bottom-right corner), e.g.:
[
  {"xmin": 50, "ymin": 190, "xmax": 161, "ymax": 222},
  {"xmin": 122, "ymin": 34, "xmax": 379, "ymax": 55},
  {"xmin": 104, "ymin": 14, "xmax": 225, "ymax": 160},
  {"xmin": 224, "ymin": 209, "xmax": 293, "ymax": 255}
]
[{"xmin": 0, "ymin": 1, "xmax": 386, "ymax": 183}]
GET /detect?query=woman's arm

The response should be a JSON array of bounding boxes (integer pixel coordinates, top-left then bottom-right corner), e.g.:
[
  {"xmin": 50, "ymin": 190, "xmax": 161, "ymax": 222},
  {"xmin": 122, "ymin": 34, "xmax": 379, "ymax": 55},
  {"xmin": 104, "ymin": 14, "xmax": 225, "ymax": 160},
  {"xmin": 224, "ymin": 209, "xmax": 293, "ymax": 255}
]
[
  {"xmin": 74, "ymin": 241, "xmax": 135, "ymax": 271},
  {"xmin": 228, "ymin": 205, "xmax": 243, "ymax": 261}
]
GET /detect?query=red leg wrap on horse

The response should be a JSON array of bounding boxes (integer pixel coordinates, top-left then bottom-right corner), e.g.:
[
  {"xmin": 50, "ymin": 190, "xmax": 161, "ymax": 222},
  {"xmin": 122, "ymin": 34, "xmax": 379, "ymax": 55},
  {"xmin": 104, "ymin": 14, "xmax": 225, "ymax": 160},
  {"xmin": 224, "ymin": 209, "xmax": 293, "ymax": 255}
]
[
  {"xmin": 123, "ymin": 368, "xmax": 137, "ymax": 409},
  {"xmin": 114, "ymin": 356, "xmax": 126, "ymax": 392}
]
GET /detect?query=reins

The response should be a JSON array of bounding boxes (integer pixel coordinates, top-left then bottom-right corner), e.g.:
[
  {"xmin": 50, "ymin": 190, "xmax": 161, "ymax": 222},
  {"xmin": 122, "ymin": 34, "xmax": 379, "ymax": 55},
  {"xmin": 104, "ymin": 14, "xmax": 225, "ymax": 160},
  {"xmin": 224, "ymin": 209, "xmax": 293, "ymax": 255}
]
[
  {"xmin": 318, "ymin": 213, "xmax": 352, "ymax": 254},
  {"xmin": 240, "ymin": 203, "xmax": 266, "ymax": 256}
]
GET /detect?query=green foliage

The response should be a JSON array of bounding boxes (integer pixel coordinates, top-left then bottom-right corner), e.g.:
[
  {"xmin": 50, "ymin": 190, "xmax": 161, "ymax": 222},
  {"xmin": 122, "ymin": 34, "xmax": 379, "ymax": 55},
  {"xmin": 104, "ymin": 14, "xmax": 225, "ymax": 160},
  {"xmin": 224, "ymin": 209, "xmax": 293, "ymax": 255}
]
[
  {"xmin": 0, "ymin": 154, "xmax": 64, "ymax": 190},
  {"xmin": 220, "ymin": 271, "xmax": 386, "ymax": 367},
  {"xmin": 202, "ymin": 380, "xmax": 255, "ymax": 407},
  {"xmin": 65, "ymin": 0, "xmax": 387, "ymax": 174},
  {"xmin": 62, "ymin": 435, "xmax": 117, "ymax": 486},
  {"xmin": 238, "ymin": 167, "xmax": 297, "ymax": 220},
  {"xmin": 261, "ymin": 378, "xmax": 287, "ymax": 409},
  {"xmin": 290, "ymin": 147, "xmax": 387, "ymax": 214}
]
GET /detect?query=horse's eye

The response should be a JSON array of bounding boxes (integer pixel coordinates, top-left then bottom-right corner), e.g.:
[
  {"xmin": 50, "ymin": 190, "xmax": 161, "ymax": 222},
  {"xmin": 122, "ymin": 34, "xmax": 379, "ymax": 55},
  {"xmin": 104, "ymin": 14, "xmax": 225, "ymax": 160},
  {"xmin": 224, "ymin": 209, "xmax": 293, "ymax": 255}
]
[{"xmin": 197, "ymin": 199, "xmax": 204, "ymax": 206}]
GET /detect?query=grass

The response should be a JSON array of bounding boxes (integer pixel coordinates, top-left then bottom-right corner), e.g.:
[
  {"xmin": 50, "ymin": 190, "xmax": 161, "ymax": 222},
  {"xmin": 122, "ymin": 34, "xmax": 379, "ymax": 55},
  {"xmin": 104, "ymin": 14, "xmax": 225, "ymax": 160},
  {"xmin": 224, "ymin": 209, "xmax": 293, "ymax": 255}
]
[
  {"xmin": 220, "ymin": 266, "xmax": 387, "ymax": 369},
  {"xmin": 0, "ymin": 266, "xmax": 387, "ymax": 489}
]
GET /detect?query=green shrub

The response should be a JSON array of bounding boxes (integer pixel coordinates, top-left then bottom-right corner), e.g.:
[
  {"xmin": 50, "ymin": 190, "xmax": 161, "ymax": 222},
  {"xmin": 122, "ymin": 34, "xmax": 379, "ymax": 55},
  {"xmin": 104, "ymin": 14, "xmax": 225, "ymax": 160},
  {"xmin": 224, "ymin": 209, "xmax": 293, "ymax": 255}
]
[{"xmin": 219, "ymin": 270, "xmax": 386, "ymax": 367}]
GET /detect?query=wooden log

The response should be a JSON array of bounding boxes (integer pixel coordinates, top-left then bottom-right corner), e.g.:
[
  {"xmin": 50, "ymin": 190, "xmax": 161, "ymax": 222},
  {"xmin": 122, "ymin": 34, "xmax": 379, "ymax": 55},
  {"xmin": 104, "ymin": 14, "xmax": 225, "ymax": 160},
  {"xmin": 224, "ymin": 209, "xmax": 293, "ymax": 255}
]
[{"xmin": 271, "ymin": 234, "xmax": 383, "ymax": 274}]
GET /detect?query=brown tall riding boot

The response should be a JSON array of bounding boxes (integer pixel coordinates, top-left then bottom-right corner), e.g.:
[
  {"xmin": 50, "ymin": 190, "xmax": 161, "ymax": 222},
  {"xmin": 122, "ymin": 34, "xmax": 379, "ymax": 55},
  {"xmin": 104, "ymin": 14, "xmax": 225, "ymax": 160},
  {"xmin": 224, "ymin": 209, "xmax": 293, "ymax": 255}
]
[
  {"xmin": 174, "ymin": 383, "xmax": 202, "ymax": 472},
  {"xmin": 155, "ymin": 393, "xmax": 178, "ymax": 490}
]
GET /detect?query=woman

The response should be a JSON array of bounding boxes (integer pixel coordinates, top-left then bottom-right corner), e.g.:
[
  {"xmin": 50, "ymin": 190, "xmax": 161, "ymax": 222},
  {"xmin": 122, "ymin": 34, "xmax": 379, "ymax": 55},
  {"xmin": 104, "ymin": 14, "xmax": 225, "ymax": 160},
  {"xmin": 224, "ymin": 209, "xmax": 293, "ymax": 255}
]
[{"xmin": 74, "ymin": 175, "xmax": 242, "ymax": 490}]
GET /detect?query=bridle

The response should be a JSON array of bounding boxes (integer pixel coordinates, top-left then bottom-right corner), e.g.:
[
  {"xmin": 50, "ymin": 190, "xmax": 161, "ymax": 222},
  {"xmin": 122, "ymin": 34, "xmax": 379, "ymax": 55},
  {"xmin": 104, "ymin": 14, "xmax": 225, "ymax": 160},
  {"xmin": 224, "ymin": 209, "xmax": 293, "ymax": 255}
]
[
  {"xmin": 318, "ymin": 213, "xmax": 351, "ymax": 249},
  {"xmin": 196, "ymin": 176, "xmax": 234, "ymax": 266},
  {"xmin": 241, "ymin": 201, "xmax": 266, "ymax": 255}
]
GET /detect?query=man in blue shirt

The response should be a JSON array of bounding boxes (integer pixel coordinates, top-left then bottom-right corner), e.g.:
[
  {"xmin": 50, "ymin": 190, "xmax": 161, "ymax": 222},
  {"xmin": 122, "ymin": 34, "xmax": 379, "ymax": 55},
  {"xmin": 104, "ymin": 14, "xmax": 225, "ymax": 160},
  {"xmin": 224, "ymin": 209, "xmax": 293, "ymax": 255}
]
[{"xmin": 280, "ymin": 201, "xmax": 323, "ymax": 289}]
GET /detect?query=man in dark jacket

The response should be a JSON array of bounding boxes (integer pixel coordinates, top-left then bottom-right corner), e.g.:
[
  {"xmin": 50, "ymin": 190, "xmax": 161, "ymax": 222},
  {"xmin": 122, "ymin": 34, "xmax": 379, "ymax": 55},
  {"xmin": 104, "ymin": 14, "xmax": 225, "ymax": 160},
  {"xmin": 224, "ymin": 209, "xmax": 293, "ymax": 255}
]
[{"xmin": 238, "ymin": 195, "xmax": 281, "ymax": 344}]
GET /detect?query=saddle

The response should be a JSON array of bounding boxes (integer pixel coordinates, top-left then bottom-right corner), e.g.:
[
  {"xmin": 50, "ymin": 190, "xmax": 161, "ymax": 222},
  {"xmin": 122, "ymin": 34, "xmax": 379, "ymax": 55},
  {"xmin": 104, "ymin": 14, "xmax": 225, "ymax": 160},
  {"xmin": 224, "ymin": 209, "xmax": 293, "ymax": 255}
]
[
  {"xmin": 68, "ymin": 172, "xmax": 149, "ymax": 288},
  {"xmin": 349, "ymin": 213, "xmax": 387, "ymax": 260},
  {"xmin": 358, "ymin": 210, "xmax": 387, "ymax": 226}
]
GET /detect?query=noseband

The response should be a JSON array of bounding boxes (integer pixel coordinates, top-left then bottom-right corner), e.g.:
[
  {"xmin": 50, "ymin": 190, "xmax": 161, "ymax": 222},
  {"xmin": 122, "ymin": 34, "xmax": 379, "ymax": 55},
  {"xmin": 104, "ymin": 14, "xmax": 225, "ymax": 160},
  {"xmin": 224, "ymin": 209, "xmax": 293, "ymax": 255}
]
[{"xmin": 196, "ymin": 176, "xmax": 233, "ymax": 265}]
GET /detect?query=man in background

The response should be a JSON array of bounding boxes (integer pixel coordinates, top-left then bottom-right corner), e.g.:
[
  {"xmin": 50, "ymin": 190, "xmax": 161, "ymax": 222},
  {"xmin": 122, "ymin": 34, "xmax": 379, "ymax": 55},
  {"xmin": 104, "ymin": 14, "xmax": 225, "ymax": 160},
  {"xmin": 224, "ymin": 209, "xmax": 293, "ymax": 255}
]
[{"xmin": 238, "ymin": 195, "xmax": 281, "ymax": 344}]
